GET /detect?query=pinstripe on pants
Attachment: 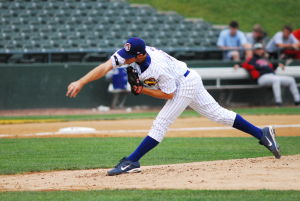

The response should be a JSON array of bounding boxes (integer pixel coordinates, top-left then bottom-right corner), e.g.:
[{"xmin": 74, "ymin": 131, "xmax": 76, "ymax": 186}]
[{"xmin": 148, "ymin": 70, "xmax": 237, "ymax": 142}]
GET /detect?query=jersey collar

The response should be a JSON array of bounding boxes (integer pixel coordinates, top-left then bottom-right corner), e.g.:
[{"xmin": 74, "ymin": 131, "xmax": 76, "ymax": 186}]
[{"xmin": 137, "ymin": 54, "xmax": 151, "ymax": 73}]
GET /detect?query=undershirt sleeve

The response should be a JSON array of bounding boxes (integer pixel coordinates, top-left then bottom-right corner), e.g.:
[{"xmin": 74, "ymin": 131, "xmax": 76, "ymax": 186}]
[{"xmin": 110, "ymin": 51, "xmax": 126, "ymax": 68}]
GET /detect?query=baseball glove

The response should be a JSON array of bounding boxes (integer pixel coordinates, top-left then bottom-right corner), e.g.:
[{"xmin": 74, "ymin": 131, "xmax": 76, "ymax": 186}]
[{"xmin": 127, "ymin": 66, "xmax": 143, "ymax": 95}]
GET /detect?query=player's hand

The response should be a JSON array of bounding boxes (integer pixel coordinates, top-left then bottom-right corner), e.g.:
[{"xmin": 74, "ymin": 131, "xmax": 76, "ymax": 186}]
[
  {"xmin": 233, "ymin": 64, "xmax": 240, "ymax": 70},
  {"xmin": 279, "ymin": 63, "xmax": 285, "ymax": 71},
  {"xmin": 132, "ymin": 85, "xmax": 143, "ymax": 95},
  {"xmin": 292, "ymin": 43, "xmax": 299, "ymax": 50},
  {"xmin": 66, "ymin": 80, "xmax": 84, "ymax": 98}
]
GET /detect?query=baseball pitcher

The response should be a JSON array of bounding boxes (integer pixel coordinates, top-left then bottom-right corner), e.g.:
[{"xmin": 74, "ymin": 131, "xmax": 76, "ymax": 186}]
[{"xmin": 66, "ymin": 38, "xmax": 281, "ymax": 176}]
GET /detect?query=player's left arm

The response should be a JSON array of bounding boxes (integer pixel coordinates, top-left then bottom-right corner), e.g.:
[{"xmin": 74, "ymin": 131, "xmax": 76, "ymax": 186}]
[
  {"xmin": 141, "ymin": 88, "xmax": 174, "ymax": 99},
  {"xmin": 142, "ymin": 74, "xmax": 176, "ymax": 99}
]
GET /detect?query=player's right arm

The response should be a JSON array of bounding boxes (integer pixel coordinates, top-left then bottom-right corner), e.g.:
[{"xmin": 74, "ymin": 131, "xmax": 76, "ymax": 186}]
[
  {"xmin": 276, "ymin": 43, "xmax": 296, "ymax": 49},
  {"xmin": 66, "ymin": 59, "xmax": 113, "ymax": 98},
  {"xmin": 274, "ymin": 33, "xmax": 299, "ymax": 49}
]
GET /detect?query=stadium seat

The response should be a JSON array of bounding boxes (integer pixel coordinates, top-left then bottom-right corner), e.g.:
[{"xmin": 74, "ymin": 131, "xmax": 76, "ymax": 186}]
[{"xmin": 0, "ymin": 0, "xmax": 222, "ymax": 62}]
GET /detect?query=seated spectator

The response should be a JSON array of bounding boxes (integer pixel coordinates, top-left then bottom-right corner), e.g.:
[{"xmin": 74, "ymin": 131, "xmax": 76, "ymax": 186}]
[
  {"xmin": 246, "ymin": 24, "xmax": 268, "ymax": 46},
  {"xmin": 242, "ymin": 43, "xmax": 300, "ymax": 106},
  {"xmin": 217, "ymin": 21, "xmax": 252, "ymax": 61},
  {"xmin": 293, "ymin": 29, "xmax": 300, "ymax": 41},
  {"xmin": 292, "ymin": 29, "xmax": 300, "ymax": 59},
  {"xmin": 266, "ymin": 25, "xmax": 300, "ymax": 59}
]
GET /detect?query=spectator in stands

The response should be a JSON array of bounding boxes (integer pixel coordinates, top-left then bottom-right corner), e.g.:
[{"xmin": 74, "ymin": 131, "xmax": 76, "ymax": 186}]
[
  {"xmin": 246, "ymin": 24, "xmax": 268, "ymax": 46},
  {"xmin": 217, "ymin": 21, "xmax": 252, "ymax": 61},
  {"xmin": 292, "ymin": 28, "xmax": 300, "ymax": 59},
  {"xmin": 293, "ymin": 29, "xmax": 300, "ymax": 41},
  {"xmin": 242, "ymin": 43, "xmax": 300, "ymax": 106},
  {"xmin": 105, "ymin": 68, "xmax": 130, "ymax": 109},
  {"xmin": 266, "ymin": 25, "xmax": 300, "ymax": 59}
]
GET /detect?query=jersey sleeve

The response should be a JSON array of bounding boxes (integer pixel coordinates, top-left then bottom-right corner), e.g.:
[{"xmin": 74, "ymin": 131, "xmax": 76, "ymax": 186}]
[
  {"xmin": 273, "ymin": 32, "xmax": 283, "ymax": 44},
  {"xmin": 157, "ymin": 74, "xmax": 176, "ymax": 94},
  {"xmin": 291, "ymin": 34, "xmax": 299, "ymax": 44},
  {"xmin": 110, "ymin": 50, "xmax": 126, "ymax": 68},
  {"xmin": 217, "ymin": 30, "xmax": 226, "ymax": 46},
  {"xmin": 246, "ymin": 33, "xmax": 254, "ymax": 44},
  {"xmin": 238, "ymin": 32, "xmax": 248, "ymax": 45}
]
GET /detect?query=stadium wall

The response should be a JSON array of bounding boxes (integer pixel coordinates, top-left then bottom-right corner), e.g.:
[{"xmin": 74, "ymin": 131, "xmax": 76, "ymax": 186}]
[
  {"xmin": 0, "ymin": 63, "xmax": 164, "ymax": 110},
  {"xmin": 0, "ymin": 63, "xmax": 297, "ymax": 110}
]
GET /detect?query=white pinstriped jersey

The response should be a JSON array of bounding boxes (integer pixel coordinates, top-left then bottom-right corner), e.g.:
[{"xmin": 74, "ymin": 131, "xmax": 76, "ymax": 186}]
[
  {"xmin": 110, "ymin": 45, "xmax": 237, "ymax": 142},
  {"xmin": 111, "ymin": 46, "xmax": 193, "ymax": 95}
]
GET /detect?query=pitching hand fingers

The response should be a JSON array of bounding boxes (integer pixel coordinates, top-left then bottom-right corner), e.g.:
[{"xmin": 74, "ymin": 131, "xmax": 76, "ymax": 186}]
[
  {"xmin": 70, "ymin": 87, "xmax": 79, "ymax": 98},
  {"xmin": 66, "ymin": 83, "xmax": 74, "ymax": 97},
  {"xmin": 66, "ymin": 82, "xmax": 81, "ymax": 98}
]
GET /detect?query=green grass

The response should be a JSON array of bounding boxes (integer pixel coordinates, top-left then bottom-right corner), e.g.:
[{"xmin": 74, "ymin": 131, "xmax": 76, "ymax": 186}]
[
  {"xmin": 0, "ymin": 137, "xmax": 299, "ymax": 175},
  {"xmin": 129, "ymin": 0, "xmax": 300, "ymax": 35},
  {"xmin": 0, "ymin": 190, "xmax": 299, "ymax": 201},
  {"xmin": 0, "ymin": 107, "xmax": 300, "ymax": 122}
]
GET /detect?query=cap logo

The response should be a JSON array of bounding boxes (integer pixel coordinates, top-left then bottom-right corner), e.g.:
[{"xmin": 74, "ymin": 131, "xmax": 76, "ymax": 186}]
[{"xmin": 124, "ymin": 43, "xmax": 131, "ymax": 52}]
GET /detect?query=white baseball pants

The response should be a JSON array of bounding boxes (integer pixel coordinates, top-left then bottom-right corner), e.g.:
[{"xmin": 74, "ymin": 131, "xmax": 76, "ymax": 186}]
[
  {"xmin": 148, "ymin": 71, "xmax": 237, "ymax": 142},
  {"xmin": 257, "ymin": 73, "xmax": 300, "ymax": 103}
]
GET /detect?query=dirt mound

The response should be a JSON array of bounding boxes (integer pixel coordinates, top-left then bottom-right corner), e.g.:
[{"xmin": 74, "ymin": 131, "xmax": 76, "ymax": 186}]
[{"xmin": 1, "ymin": 155, "xmax": 299, "ymax": 192}]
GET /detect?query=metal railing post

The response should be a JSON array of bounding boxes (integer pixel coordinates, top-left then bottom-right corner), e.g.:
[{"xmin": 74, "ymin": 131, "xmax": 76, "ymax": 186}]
[{"xmin": 48, "ymin": 53, "xmax": 52, "ymax": 63}]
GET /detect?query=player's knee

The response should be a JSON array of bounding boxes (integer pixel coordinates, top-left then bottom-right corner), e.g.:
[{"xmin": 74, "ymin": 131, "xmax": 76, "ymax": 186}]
[
  {"xmin": 287, "ymin": 76, "xmax": 296, "ymax": 83},
  {"xmin": 148, "ymin": 118, "xmax": 172, "ymax": 142},
  {"xmin": 272, "ymin": 77, "xmax": 281, "ymax": 85},
  {"xmin": 231, "ymin": 51, "xmax": 240, "ymax": 61},
  {"xmin": 206, "ymin": 106, "xmax": 236, "ymax": 126}
]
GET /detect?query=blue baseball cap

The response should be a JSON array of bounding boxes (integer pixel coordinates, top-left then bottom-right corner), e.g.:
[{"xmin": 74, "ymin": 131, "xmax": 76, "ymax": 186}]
[{"xmin": 117, "ymin": 37, "xmax": 146, "ymax": 59}]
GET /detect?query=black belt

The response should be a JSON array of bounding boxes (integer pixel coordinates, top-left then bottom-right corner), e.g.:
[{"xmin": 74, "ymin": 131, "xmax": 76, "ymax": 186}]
[{"xmin": 184, "ymin": 70, "xmax": 190, "ymax": 77}]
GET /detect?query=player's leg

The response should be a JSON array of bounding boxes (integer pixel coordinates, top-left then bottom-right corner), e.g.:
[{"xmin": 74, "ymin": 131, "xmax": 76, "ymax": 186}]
[
  {"xmin": 189, "ymin": 88, "xmax": 262, "ymax": 139},
  {"xmin": 107, "ymin": 95, "xmax": 192, "ymax": 176},
  {"xmin": 111, "ymin": 93, "xmax": 119, "ymax": 109},
  {"xmin": 189, "ymin": 82, "xmax": 280, "ymax": 158},
  {"xmin": 276, "ymin": 75, "xmax": 300, "ymax": 104},
  {"xmin": 127, "ymin": 95, "xmax": 192, "ymax": 160},
  {"xmin": 257, "ymin": 74, "xmax": 282, "ymax": 105},
  {"xmin": 228, "ymin": 50, "xmax": 240, "ymax": 61},
  {"xmin": 118, "ymin": 92, "xmax": 128, "ymax": 108}
]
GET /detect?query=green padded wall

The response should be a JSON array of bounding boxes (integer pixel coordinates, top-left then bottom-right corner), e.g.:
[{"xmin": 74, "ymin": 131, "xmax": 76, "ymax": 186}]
[{"xmin": 0, "ymin": 63, "xmax": 164, "ymax": 109}]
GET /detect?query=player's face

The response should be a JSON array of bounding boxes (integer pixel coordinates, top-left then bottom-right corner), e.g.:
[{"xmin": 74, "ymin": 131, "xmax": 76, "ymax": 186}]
[
  {"xmin": 135, "ymin": 54, "xmax": 147, "ymax": 63},
  {"xmin": 283, "ymin": 29, "xmax": 291, "ymax": 38},
  {"xmin": 230, "ymin": 28, "xmax": 237, "ymax": 36},
  {"xmin": 124, "ymin": 57, "xmax": 136, "ymax": 64},
  {"xmin": 124, "ymin": 54, "xmax": 146, "ymax": 64},
  {"xmin": 254, "ymin": 31, "xmax": 263, "ymax": 39},
  {"xmin": 254, "ymin": 48, "xmax": 264, "ymax": 56}
]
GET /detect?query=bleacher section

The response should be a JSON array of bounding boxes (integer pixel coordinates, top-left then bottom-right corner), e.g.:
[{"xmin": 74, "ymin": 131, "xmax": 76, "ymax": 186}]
[{"xmin": 0, "ymin": 0, "xmax": 221, "ymax": 63}]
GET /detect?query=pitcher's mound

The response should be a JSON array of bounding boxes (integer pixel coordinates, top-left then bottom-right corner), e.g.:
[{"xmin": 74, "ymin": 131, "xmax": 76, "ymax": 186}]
[{"xmin": 1, "ymin": 155, "xmax": 299, "ymax": 192}]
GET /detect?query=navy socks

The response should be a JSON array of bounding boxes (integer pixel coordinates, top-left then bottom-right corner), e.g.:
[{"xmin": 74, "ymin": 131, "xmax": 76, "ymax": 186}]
[
  {"xmin": 127, "ymin": 114, "xmax": 262, "ymax": 162},
  {"xmin": 127, "ymin": 136, "xmax": 159, "ymax": 162},
  {"xmin": 233, "ymin": 114, "xmax": 263, "ymax": 140}
]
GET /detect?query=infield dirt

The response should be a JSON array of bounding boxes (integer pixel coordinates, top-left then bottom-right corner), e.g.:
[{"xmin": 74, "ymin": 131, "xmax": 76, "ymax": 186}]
[
  {"xmin": 0, "ymin": 155, "xmax": 299, "ymax": 191},
  {"xmin": 0, "ymin": 115, "xmax": 299, "ymax": 191},
  {"xmin": 0, "ymin": 115, "xmax": 300, "ymax": 138}
]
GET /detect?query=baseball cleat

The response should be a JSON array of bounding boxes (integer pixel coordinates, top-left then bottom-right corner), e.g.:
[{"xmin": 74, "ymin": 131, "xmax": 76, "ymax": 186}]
[
  {"xmin": 107, "ymin": 157, "xmax": 141, "ymax": 176},
  {"xmin": 259, "ymin": 126, "xmax": 281, "ymax": 159}
]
